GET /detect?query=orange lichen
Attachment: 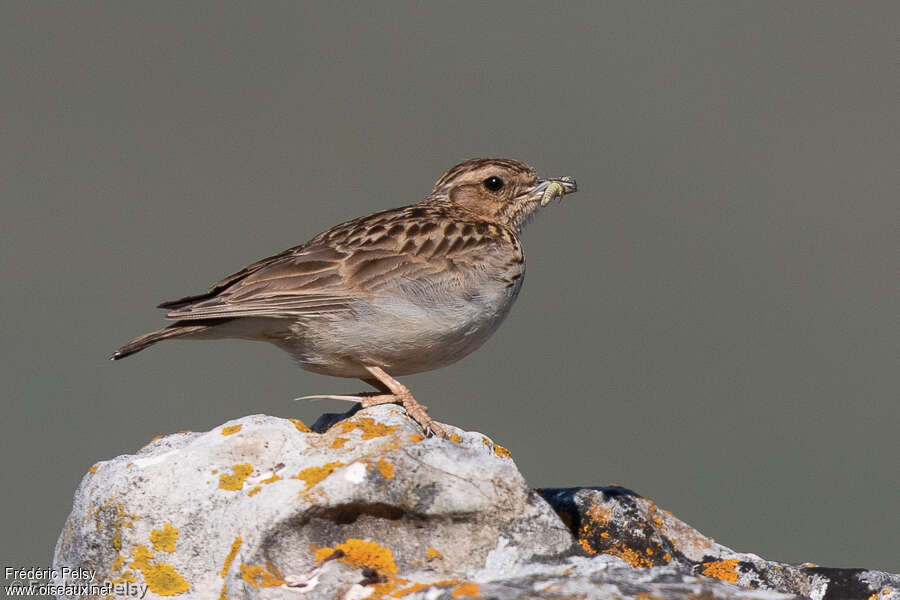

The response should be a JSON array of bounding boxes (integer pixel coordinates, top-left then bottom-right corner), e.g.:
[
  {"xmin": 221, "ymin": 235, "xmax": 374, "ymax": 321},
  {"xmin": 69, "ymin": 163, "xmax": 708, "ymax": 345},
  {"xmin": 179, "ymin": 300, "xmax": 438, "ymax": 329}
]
[
  {"xmin": 337, "ymin": 417, "xmax": 398, "ymax": 439},
  {"xmin": 585, "ymin": 502, "xmax": 613, "ymax": 525},
  {"xmin": 366, "ymin": 576, "xmax": 460, "ymax": 599},
  {"xmin": 150, "ymin": 523, "xmax": 179, "ymax": 552},
  {"xmin": 425, "ymin": 547, "xmax": 443, "ymax": 560},
  {"xmin": 130, "ymin": 545, "xmax": 190, "ymax": 595},
  {"xmin": 701, "ymin": 559, "xmax": 740, "ymax": 583},
  {"xmin": 221, "ymin": 425, "xmax": 242, "ymax": 436},
  {"xmin": 218, "ymin": 463, "xmax": 253, "ymax": 491},
  {"xmin": 294, "ymin": 461, "xmax": 344, "ymax": 491},
  {"xmin": 247, "ymin": 486, "xmax": 261, "ymax": 497},
  {"xmin": 451, "ymin": 582, "xmax": 482, "ymax": 598},
  {"xmin": 492, "ymin": 444, "xmax": 511, "ymax": 459},
  {"xmin": 409, "ymin": 434, "xmax": 425, "ymax": 443},
  {"xmin": 608, "ymin": 546, "xmax": 654, "ymax": 568},
  {"xmin": 376, "ymin": 458, "xmax": 395, "ymax": 480},
  {"xmin": 221, "ymin": 537, "xmax": 242, "ymax": 577},
  {"xmin": 449, "ymin": 434, "xmax": 461, "ymax": 443},
  {"xmin": 239, "ymin": 563, "xmax": 285, "ymax": 587},
  {"xmin": 289, "ymin": 418, "xmax": 311, "ymax": 433},
  {"xmin": 260, "ymin": 473, "xmax": 282, "ymax": 484},
  {"xmin": 314, "ymin": 538, "xmax": 398, "ymax": 574},
  {"xmin": 578, "ymin": 539, "xmax": 597, "ymax": 555},
  {"xmin": 89, "ymin": 464, "xmax": 100, "ymax": 474},
  {"xmin": 330, "ymin": 437, "xmax": 349, "ymax": 449}
]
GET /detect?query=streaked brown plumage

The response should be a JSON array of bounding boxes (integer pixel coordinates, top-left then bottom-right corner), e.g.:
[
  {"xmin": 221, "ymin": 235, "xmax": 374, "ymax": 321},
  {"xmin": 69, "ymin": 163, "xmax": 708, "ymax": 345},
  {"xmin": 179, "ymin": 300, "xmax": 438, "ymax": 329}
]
[{"xmin": 113, "ymin": 158, "xmax": 577, "ymax": 436}]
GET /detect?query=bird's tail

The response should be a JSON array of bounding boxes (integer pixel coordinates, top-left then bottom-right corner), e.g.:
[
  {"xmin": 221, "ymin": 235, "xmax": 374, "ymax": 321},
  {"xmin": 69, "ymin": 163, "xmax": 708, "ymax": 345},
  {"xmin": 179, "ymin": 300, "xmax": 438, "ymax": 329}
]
[{"xmin": 111, "ymin": 322, "xmax": 216, "ymax": 360}]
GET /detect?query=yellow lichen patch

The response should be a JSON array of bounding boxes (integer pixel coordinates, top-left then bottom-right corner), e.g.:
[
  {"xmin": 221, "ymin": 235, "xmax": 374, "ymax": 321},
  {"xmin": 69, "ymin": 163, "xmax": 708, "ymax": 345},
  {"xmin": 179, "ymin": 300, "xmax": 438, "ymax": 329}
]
[
  {"xmin": 261, "ymin": 473, "xmax": 282, "ymax": 484},
  {"xmin": 89, "ymin": 464, "xmax": 100, "ymax": 474},
  {"xmin": 150, "ymin": 435, "xmax": 163, "ymax": 443},
  {"xmin": 449, "ymin": 433, "xmax": 461, "ymax": 443},
  {"xmin": 376, "ymin": 458, "xmax": 395, "ymax": 480},
  {"xmin": 111, "ymin": 571, "xmax": 136, "ymax": 584},
  {"xmin": 150, "ymin": 523, "xmax": 179, "ymax": 552},
  {"xmin": 130, "ymin": 545, "xmax": 190, "ymax": 596},
  {"xmin": 425, "ymin": 547, "xmax": 443, "ymax": 560},
  {"xmin": 294, "ymin": 461, "xmax": 344, "ymax": 492},
  {"xmin": 479, "ymin": 437, "xmax": 511, "ymax": 458},
  {"xmin": 409, "ymin": 434, "xmax": 425, "ymax": 443},
  {"xmin": 143, "ymin": 563, "xmax": 190, "ymax": 596},
  {"xmin": 701, "ymin": 559, "xmax": 740, "ymax": 583},
  {"xmin": 100, "ymin": 502, "xmax": 138, "ymax": 553},
  {"xmin": 608, "ymin": 547, "xmax": 654, "ymax": 569},
  {"xmin": 247, "ymin": 486, "xmax": 261, "ymax": 497},
  {"xmin": 112, "ymin": 554, "xmax": 127, "ymax": 571},
  {"xmin": 330, "ymin": 437, "xmax": 349, "ymax": 449},
  {"xmin": 221, "ymin": 537, "xmax": 242, "ymax": 577},
  {"xmin": 221, "ymin": 425, "xmax": 242, "ymax": 436},
  {"xmin": 492, "ymin": 444, "xmax": 511, "ymax": 459},
  {"xmin": 314, "ymin": 538, "xmax": 398, "ymax": 574},
  {"xmin": 218, "ymin": 463, "xmax": 254, "ymax": 491},
  {"xmin": 373, "ymin": 578, "xmax": 460, "ymax": 598},
  {"xmin": 578, "ymin": 539, "xmax": 597, "ymax": 555},
  {"xmin": 337, "ymin": 417, "xmax": 398, "ymax": 440},
  {"xmin": 584, "ymin": 502, "xmax": 613, "ymax": 526},
  {"xmin": 451, "ymin": 582, "xmax": 482, "ymax": 598},
  {"xmin": 289, "ymin": 418, "xmax": 311, "ymax": 433},
  {"xmin": 239, "ymin": 563, "xmax": 285, "ymax": 587}
]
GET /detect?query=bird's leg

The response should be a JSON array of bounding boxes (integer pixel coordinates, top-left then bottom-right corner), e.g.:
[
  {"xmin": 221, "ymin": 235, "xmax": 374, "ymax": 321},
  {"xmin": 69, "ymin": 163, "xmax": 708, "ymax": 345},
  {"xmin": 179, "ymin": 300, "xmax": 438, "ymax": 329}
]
[
  {"xmin": 294, "ymin": 368, "xmax": 447, "ymax": 438},
  {"xmin": 357, "ymin": 366, "xmax": 447, "ymax": 438}
]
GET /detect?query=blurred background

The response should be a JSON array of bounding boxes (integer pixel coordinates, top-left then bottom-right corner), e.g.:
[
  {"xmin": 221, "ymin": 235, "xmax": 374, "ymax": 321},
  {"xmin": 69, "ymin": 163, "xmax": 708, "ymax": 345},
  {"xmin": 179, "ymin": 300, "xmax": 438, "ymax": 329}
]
[{"xmin": 1, "ymin": 1, "xmax": 898, "ymax": 573}]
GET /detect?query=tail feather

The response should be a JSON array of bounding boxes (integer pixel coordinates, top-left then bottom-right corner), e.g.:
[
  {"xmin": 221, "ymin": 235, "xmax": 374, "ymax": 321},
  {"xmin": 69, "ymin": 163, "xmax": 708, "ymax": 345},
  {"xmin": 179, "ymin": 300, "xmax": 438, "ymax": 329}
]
[{"xmin": 111, "ymin": 323, "xmax": 216, "ymax": 360}]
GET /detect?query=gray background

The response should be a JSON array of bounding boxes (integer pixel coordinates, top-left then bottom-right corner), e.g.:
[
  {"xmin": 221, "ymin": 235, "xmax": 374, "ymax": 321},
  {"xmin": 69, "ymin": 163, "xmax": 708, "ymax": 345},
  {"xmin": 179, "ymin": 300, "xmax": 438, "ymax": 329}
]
[{"xmin": 2, "ymin": 1, "xmax": 898, "ymax": 574}]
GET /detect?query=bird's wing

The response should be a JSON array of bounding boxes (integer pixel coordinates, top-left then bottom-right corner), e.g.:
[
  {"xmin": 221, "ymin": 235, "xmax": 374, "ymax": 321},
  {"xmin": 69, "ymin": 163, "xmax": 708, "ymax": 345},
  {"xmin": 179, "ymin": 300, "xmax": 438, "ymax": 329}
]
[{"xmin": 162, "ymin": 205, "xmax": 518, "ymax": 321}]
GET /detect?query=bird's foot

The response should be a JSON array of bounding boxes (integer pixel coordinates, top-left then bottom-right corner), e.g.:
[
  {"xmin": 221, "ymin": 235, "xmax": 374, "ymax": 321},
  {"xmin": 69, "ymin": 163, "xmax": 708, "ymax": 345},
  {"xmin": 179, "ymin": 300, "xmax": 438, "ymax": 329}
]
[
  {"xmin": 361, "ymin": 365, "xmax": 448, "ymax": 438},
  {"xmin": 355, "ymin": 391, "xmax": 448, "ymax": 439},
  {"xmin": 294, "ymin": 368, "xmax": 449, "ymax": 438}
]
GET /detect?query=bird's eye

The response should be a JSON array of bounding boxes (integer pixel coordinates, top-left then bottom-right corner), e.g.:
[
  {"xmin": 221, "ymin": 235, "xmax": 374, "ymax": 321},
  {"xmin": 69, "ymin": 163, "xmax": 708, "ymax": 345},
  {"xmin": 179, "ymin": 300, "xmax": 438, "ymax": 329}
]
[{"xmin": 483, "ymin": 176, "xmax": 504, "ymax": 192}]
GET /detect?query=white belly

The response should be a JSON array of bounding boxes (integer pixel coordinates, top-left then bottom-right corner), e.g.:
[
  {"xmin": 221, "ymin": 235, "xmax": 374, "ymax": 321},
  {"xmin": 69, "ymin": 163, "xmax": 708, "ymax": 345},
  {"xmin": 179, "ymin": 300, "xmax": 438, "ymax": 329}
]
[{"xmin": 283, "ymin": 278, "xmax": 523, "ymax": 378}]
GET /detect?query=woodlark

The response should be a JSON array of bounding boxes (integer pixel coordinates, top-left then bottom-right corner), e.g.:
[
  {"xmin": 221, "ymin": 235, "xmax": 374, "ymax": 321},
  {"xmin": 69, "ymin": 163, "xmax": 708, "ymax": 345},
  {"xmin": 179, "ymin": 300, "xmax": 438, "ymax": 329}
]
[{"xmin": 113, "ymin": 158, "xmax": 577, "ymax": 437}]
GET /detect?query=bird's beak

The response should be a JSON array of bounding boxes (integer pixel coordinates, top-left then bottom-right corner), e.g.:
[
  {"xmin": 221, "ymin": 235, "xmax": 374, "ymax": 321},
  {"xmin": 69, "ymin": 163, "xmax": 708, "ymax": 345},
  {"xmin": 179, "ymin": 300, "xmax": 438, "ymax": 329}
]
[{"xmin": 534, "ymin": 177, "xmax": 578, "ymax": 207}]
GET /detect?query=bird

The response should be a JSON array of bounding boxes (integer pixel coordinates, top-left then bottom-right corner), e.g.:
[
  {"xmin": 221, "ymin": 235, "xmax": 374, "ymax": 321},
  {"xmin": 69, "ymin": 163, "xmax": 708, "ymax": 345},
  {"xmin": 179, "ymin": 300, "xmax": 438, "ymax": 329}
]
[{"xmin": 113, "ymin": 158, "xmax": 577, "ymax": 437}]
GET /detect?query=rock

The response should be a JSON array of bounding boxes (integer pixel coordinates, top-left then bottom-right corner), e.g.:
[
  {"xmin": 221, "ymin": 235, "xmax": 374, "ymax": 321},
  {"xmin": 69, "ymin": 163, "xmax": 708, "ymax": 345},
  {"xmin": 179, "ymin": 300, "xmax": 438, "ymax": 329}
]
[{"xmin": 54, "ymin": 406, "xmax": 900, "ymax": 599}]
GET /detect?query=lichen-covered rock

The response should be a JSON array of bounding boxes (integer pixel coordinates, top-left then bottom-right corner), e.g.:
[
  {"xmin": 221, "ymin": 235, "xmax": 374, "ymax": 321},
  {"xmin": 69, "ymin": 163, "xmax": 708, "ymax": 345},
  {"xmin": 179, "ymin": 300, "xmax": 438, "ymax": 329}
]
[
  {"xmin": 540, "ymin": 487, "xmax": 900, "ymax": 600},
  {"xmin": 53, "ymin": 405, "xmax": 571, "ymax": 599},
  {"xmin": 54, "ymin": 406, "xmax": 900, "ymax": 600}
]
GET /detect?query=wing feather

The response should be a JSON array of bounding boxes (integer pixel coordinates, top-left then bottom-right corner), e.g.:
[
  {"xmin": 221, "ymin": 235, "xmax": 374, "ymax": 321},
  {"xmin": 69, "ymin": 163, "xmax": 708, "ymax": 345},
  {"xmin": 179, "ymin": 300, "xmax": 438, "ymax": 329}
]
[{"xmin": 162, "ymin": 204, "xmax": 519, "ymax": 322}]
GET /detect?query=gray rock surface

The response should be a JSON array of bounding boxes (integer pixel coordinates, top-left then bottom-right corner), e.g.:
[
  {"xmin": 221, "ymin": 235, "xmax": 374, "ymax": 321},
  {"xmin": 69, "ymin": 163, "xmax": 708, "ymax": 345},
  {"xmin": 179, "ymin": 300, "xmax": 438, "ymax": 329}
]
[{"xmin": 54, "ymin": 406, "xmax": 900, "ymax": 599}]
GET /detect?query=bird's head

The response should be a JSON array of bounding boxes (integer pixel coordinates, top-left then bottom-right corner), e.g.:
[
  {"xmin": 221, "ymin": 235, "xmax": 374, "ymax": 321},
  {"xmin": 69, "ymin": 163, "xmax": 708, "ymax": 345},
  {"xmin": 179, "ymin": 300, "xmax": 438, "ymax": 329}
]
[{"xmin": 430, "ymin": 158, "xmax": 577, "ymax": 231}]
